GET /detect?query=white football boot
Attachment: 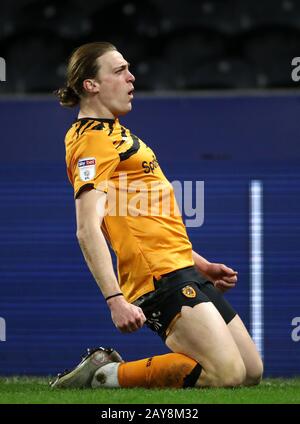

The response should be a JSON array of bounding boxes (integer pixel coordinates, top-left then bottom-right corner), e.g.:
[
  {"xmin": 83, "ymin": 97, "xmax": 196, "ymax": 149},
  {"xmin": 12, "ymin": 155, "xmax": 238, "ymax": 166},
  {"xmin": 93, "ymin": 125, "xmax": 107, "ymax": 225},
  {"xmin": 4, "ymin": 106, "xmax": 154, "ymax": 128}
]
[{"xmin": 50, "ymin": 347, "xmax": 123, "ymax": 389}]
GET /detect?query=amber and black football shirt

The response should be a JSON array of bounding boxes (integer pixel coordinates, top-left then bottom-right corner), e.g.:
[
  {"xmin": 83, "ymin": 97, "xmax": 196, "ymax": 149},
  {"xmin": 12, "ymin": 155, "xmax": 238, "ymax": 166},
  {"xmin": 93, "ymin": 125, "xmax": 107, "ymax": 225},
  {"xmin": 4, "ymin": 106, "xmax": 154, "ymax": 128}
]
[{"xmin": 65, "ymin": 118, "xmax": 194, "ymax": 303}]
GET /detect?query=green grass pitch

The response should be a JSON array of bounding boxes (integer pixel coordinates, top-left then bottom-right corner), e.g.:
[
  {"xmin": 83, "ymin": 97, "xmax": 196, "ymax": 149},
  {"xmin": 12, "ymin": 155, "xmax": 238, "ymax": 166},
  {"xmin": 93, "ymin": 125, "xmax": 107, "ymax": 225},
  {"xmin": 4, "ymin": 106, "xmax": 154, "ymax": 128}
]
[{"xmin": 0, "ymin": 377, "xmax": 300, "ymax": 404}]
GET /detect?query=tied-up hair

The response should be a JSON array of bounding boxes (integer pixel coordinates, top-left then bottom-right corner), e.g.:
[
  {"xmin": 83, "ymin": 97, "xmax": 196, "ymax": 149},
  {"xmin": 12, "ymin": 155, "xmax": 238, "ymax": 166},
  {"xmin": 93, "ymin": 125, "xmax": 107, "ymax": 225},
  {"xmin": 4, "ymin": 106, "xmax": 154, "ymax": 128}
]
[{"xmin": 55, "ymin": 42, "xmax": 117, "ymax": 107}]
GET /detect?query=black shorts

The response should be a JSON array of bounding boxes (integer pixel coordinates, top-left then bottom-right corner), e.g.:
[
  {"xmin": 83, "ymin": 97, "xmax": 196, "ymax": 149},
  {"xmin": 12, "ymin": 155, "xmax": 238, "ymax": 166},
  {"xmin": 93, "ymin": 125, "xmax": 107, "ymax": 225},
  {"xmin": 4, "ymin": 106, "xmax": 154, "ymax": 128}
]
[{"xmin": 133, "ymin": 266, "xmax": 237, "ymax": 341}]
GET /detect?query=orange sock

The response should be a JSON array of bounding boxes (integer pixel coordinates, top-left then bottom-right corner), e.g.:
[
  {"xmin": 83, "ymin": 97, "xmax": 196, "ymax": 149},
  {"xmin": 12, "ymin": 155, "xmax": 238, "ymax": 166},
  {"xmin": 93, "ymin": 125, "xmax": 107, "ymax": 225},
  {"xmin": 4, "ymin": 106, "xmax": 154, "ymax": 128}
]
[{"xmin": 118, "ymin": 353, "xmax": 201, "ymax": 388}]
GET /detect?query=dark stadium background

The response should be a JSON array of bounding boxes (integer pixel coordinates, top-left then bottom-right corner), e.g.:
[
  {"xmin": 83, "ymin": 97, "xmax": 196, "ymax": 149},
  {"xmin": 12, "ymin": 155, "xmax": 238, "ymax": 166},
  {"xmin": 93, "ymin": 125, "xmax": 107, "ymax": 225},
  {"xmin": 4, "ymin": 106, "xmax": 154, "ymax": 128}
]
[{"xmin": 0, "ymin": 0, "xmax": 299, "ymax": 378}]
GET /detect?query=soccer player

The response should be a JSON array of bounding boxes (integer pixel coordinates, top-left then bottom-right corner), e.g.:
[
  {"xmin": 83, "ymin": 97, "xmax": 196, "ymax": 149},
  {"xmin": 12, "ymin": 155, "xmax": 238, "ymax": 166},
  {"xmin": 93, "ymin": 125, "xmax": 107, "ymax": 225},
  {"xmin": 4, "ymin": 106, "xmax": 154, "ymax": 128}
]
[{"xmin": 51, "ymin": 42, "xmax": 263, "ymax": 389}]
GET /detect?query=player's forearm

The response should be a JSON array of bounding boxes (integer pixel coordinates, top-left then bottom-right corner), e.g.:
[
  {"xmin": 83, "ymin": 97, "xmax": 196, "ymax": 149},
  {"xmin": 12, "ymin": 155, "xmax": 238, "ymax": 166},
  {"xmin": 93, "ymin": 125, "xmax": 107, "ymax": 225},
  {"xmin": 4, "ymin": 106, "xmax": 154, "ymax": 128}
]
[
  {"xmin": 77, "ymin": 226, "xmax": 121, "ymax": 299},
  {"xmin": 192, "ymin": 250, "xmax": 211, "ymax": 275}
]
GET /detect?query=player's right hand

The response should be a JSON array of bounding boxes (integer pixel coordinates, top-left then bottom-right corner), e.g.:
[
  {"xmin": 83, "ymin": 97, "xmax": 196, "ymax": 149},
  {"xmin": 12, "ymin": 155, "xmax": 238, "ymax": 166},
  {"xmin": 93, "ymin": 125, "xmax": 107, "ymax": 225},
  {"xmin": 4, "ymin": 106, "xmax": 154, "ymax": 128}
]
[{"xmin": 107, "ymin": 296, "xmax": 146, "ymax": 333}]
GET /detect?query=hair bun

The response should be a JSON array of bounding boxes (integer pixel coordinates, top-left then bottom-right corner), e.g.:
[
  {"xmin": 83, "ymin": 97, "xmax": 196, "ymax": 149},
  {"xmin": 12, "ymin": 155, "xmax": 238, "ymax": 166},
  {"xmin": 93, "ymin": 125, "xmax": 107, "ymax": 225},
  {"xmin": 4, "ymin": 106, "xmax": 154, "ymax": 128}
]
[{"xmin": 55, "ymin": 86, "xmax": 80, "ymax": 108}]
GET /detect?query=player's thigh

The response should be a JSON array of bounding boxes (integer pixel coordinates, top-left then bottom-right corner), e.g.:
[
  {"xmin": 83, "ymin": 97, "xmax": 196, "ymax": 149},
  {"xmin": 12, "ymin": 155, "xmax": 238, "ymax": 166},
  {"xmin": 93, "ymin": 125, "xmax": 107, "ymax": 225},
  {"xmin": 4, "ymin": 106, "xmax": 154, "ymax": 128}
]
[
  {"xmin": 165, "ymin": 301, "xmax": 243, "ymax": 378},
  {"xmin": 227, "ymin": 315, "xmax": 263, "ymax": 382}
]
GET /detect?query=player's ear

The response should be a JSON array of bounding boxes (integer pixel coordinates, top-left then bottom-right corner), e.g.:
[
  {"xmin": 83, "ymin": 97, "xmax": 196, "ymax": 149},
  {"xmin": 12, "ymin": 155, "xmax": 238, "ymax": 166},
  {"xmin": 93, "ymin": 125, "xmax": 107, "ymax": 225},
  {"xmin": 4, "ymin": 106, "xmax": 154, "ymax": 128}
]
[{"xmin": 83, "ymin": 79, "xmax": 99, "ymax": 94}]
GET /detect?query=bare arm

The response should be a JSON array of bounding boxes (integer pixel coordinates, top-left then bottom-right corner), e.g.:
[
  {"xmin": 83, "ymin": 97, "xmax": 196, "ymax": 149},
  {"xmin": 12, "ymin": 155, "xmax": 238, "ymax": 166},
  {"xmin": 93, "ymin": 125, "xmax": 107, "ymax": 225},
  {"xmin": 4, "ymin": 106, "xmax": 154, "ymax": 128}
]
[
  {"xmin": 192, "ymin": 250, "xmax": 238, "ymax": 292},
  {"xmin": 76, "ymin": 188, "xmax": 146, "ymax": 332},
  {"xmin": 192, "ymin": 250, "xmax": 211, "ymax": 276}
]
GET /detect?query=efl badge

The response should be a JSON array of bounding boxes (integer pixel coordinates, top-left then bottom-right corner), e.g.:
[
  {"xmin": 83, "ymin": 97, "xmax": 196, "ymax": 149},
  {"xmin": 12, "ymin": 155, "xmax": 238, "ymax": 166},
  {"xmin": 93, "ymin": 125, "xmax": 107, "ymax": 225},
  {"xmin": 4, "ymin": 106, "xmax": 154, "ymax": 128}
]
[
  {"xmin": 182, "ymin": 285, "xmax": 196, "ymax": 298},
  {"xmin": 78, "ymin": 157, "xmax": 96, "ymax": 181}
]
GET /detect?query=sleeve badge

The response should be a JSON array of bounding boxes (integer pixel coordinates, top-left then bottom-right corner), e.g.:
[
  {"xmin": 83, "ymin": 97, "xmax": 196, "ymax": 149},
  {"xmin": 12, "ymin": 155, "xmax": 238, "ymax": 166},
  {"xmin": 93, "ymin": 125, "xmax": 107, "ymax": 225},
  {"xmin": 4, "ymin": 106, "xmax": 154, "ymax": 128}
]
[{"xmin": 78, "ymin": 157, "xmax": 96, "ymax": 181}]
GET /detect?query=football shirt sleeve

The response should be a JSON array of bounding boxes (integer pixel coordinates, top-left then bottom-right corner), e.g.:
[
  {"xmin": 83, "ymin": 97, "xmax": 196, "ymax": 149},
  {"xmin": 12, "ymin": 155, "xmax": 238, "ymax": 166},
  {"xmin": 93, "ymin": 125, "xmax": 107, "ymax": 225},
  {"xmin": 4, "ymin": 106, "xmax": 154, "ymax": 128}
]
[{"xmin": 70, "ymin": 129, "xmax": 120, "ymax": 198}]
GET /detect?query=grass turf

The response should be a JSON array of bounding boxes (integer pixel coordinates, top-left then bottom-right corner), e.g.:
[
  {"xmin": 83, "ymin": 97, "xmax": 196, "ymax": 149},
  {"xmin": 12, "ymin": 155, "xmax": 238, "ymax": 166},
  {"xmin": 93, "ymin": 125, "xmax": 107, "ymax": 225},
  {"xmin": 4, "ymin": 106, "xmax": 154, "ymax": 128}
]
[{"xmin": 0, "ymin": 377, "xmax": 299, "ymax": 404}]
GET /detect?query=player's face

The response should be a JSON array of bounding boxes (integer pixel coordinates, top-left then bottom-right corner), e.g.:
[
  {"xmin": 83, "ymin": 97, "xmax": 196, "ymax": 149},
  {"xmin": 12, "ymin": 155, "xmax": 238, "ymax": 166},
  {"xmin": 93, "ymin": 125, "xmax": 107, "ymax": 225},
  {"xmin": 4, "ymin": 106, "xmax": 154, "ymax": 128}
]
[{"xmin": 95, "ymin": 50, "xmax": 135, "ymax": 118}]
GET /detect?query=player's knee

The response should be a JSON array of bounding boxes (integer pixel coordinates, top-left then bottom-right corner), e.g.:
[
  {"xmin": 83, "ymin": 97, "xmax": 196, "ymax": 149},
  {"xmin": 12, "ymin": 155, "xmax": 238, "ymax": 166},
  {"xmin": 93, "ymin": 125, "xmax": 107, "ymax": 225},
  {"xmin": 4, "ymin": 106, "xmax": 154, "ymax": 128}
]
[
  {"xmin": 244, "ymin": 359, "xmax": 264, "ymax": 386},
  {"xmin": 221, "ymin": 364, "xmax": 246, "ymax": 387},
  {"xmin": 214, "ymin": 358, "xmax": 246, "ymax": 387}
]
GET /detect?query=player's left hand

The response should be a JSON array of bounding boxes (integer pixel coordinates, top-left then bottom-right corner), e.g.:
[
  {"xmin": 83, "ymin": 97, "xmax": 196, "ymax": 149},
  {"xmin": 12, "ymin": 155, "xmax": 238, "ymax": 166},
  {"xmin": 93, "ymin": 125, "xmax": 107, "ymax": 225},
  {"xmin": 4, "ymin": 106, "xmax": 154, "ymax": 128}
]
[{"xmin": 201, "ymin": 263, "xmax": 238, "ymax": 293}]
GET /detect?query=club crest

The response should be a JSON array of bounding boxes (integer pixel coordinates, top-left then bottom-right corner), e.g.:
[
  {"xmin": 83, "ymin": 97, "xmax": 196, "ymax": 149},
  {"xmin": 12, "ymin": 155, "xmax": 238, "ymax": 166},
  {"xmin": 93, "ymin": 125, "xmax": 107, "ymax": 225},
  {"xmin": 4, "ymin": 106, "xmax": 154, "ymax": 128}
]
[{"xmin": 181, "ymin": 285, "xmax": 196, "ymax": 298}]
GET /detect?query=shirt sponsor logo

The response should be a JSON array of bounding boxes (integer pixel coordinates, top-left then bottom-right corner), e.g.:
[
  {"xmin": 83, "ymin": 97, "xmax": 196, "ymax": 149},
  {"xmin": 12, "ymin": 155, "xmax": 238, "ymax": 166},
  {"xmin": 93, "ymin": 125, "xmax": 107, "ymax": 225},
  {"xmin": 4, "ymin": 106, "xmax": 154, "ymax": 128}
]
[{"xmin": 142, "ymin": 155, "xmax": 159, "ymax": 174}]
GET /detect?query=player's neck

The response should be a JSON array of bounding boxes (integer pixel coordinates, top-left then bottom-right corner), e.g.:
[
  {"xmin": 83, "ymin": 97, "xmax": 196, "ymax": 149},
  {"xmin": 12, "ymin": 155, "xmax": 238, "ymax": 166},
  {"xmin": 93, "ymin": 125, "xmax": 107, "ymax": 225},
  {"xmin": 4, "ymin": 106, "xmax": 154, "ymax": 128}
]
[{"xmin": 78, "ymin": 97, "xmax": 116, "ymax": 121}]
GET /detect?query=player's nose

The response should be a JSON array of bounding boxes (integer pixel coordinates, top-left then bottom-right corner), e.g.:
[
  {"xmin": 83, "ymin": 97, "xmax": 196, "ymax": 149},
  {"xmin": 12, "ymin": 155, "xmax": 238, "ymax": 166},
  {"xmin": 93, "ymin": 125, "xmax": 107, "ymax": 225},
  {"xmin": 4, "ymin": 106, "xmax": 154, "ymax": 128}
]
[{"xmin": 127, "ymin": 70, "xmax": 135, "ymax": 83}]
